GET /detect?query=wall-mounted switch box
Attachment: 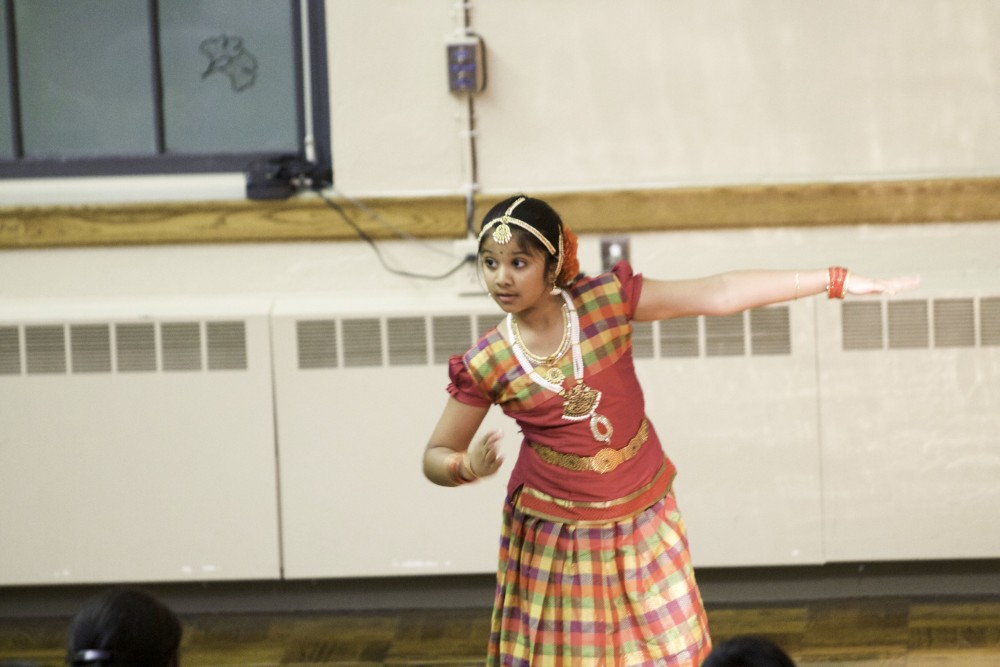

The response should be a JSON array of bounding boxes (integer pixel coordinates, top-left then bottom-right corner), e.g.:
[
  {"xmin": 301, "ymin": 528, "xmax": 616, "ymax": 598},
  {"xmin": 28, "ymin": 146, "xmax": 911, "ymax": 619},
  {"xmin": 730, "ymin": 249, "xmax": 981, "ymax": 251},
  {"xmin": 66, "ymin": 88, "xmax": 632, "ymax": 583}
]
[
  {"xmin": 447, "ymin": 36, "xmax": 486, "ymax": 94},
  {"xmin": 600, "ymin": 237, "xmax": 630, "ymax": 271}
]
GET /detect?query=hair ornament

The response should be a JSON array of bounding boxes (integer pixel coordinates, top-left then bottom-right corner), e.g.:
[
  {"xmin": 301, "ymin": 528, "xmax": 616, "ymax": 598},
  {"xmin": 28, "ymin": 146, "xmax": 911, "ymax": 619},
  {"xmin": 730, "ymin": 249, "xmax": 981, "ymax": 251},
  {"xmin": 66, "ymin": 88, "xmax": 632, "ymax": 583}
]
[{"xmin": 479, "ymin": 197, "xmax": 557, "ymax": 256}]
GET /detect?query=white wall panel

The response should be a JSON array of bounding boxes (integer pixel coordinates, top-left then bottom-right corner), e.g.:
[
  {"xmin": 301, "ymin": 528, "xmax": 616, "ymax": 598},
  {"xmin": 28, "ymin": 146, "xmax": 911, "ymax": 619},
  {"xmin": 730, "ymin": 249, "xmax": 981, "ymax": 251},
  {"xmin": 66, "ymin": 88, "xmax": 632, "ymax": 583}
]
[
  {"xmin": 0, "ymin": 298, "xmax": 281, "ymax": 585},
  {"xmin": 818, "ymin": 278, "xmax": 1000, "ymax": 561},
  {"xmin": 636, "ymin": 302, "xmax": 824, "ymax": 566},
  {"xmin": 272, "ymin": 295, "xmax": 513, "ymax": 577}
]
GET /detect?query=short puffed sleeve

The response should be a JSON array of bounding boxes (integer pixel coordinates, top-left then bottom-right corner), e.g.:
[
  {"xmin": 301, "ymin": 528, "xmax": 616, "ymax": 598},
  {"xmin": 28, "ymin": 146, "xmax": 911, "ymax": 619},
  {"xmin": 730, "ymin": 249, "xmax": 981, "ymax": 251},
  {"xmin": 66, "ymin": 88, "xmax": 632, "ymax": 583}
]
[
  {"xmin": 446, "ymin": 354, "xmax": 492, "ymax": 408},
  {"xmin": 610, "ymin": 260, "xmax": 643, "ymax": 319}
]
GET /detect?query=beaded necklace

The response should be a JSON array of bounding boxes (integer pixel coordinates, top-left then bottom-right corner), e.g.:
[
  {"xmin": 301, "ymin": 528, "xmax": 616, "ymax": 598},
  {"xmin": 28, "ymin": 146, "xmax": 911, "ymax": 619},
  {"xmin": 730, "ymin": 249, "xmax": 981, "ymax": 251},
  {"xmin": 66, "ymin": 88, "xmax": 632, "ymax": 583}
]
[{"xmin": 507, "ymin": 290, "xmax": 614, "ymax": 443}]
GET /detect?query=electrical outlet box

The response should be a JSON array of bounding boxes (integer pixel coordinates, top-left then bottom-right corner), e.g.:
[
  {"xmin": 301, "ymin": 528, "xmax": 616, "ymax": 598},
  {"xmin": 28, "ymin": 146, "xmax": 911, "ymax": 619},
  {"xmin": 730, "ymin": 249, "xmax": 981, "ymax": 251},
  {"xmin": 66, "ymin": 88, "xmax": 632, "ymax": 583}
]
[
  {"xmin": 600, "ymin": 237, "xmax": 630, "ymax": 271},
  {"xmin": 447, "ymin": 36, "xmax": 486, "ymax": 94}
]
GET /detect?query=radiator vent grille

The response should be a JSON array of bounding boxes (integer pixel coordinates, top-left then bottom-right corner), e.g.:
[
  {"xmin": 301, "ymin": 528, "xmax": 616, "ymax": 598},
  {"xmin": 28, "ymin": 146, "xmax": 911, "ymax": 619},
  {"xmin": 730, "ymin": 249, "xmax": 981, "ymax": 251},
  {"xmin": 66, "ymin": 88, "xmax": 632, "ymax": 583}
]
[
  {"xmin": 293, "ymin": 306, "xmax": 792, "ymax": 369},
  {"xmin": 0, "ymin": 321, "xmax": 247, "ymax": 375},
  {"xmin": 660, "ymin": 318, "xmax": 700, "ymax": 358},
  {"xmin": 432, "ymin": 316, "xmax": 473, "ymax": 365},
  {"xmin": 206, "ymin": 322, "xmax": 247, "ymax": 370},
  {"xmin": 933, "ymin": 299, "xmax": 975, "ymax": 348},
  {"xmin": 842, "ymin": 302, "xmax": 883, "ymax": 350},
  {"xmin": 386, "ymin": 317, "xmax": 428, "ymax": 366},
  {"xmin": 751, "ymin": 307, "xmax": 792, "ymax": 355},
  {"xmin": 632, "ymin": 321, "xmax": 655, "ymax": 359},
  {"xmin": 26, "ymin": 325, "xmax": 66, "ymax": 374},
  {"xmin": 981, "ymin": 297, "xmax": 1000, "ymax": 346},
  {"xmin": 116, "ymin": 323, "xmax": 157, "ymax": 372},
  {"xmin": 341, "ymin": 318, "xmax": 382, "ymax": 368},
  {"xmin": 162, "ymin": 322, "xmax": 201, "ymax": 371},
  {"xmin": 841, "ymin": 297, "xmax": 999, "ymax": 350},
  {"xmin": 888, "ymin": 300, "xmax": 930, "ymax": 349},
  {"xmin": 297, "ymin": 320, "xmax": 338, "ymax": 369},
  {"xmin": 705, "ymin": 313, "xmax": 745, "ymax": 357},
  {"xmin": 71, "ymin": 324, "xmax": 112, "ymax": 373},
  {"xmin": 476, "ymin": 315, "xmax": 499, "ymax": 339},
  {"xmin": 0, "ymin": 326, "xmax": 22, "ymax": 375}
]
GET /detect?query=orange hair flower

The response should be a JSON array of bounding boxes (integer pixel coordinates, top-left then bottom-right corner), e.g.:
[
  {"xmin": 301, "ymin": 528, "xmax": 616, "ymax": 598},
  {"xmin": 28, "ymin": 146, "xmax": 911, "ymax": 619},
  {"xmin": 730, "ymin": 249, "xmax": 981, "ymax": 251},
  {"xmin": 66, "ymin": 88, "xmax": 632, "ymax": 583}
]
[{"xmin": 558, "ymin": 226, "xmax": 580, "ymax": 287}]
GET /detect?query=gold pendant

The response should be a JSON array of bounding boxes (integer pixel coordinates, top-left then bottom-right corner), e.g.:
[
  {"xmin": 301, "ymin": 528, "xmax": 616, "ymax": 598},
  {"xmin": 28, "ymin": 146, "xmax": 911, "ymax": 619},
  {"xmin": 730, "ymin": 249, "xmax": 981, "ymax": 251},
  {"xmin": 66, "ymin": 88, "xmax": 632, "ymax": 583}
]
[
  {"xmin": 542, "ymin": 365, "xmax": 565, "ymax": 385},
  {"xmin": 562, "ymin": 382, "xmax": 600, "ymax": 420}
]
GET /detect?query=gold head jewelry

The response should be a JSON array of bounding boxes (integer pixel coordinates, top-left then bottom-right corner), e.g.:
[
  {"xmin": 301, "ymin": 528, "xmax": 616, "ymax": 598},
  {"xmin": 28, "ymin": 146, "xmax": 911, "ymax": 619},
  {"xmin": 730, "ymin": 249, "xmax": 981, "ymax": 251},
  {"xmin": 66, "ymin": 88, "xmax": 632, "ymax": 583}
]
[{"xmin": 479, "ymin": 197, "xmax": 565, "ymax": 282}]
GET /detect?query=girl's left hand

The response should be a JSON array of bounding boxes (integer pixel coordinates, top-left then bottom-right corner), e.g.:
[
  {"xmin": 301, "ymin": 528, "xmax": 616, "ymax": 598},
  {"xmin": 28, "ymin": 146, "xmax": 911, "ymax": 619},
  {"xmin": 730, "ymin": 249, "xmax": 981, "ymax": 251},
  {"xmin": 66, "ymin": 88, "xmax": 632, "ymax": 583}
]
[{"xmin": 847, "ymin": 274, "xmax": 921, "ymax": 297}]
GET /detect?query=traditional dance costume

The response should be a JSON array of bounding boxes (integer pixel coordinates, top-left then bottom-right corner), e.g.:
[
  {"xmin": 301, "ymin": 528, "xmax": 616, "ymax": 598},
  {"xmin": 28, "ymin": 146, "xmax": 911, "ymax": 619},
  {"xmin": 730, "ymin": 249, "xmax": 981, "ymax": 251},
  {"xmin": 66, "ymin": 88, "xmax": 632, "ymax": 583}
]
[{"xmin": 448, "ymin": 262, "xmax": 712, "ymax": 666}]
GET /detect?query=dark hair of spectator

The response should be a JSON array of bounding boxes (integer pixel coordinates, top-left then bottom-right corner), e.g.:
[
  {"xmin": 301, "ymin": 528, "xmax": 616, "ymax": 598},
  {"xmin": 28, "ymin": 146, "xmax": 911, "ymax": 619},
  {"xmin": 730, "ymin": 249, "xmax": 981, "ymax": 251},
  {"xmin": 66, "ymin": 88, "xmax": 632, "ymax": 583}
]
[
  {"xmin": 66, "ymin": 588, "xmax": 181, "ymax": 667},
  {"xmin": 701, "ymin": 635, "xmax": 797, "ymax": 667}
]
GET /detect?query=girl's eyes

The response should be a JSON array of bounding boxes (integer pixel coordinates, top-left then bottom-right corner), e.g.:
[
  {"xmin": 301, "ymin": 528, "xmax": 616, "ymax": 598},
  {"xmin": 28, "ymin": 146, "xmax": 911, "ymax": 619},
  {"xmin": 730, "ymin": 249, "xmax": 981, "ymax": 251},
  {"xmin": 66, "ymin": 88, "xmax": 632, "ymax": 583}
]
[{"xmin": 482, "ymin": 257, "xmax": 530, "ymax": 269}]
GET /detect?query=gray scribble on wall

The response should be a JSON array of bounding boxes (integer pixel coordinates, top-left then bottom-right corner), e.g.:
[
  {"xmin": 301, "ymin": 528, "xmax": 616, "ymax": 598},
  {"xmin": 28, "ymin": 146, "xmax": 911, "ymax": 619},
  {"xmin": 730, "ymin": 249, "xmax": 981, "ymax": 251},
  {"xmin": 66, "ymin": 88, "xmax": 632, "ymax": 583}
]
[{"xmin": 200, "ymin": 35, "xmax": 258, "ymax": 92}]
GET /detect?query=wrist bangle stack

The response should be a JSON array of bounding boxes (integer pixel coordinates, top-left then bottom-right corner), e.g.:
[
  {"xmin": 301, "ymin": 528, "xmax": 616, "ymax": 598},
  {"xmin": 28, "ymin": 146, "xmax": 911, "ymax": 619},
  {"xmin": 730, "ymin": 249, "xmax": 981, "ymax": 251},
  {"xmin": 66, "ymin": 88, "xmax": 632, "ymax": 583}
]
[
  {"xmin": 461, "ymin": 455, "xmax": 480, "ymax": 482},
  {"xmin": 446, "ymin": 452, "xmax": 479, "ymax": 485},
  {"xmin": 827, "ymin": 266, "xmax": 849, "ymax": 299}
]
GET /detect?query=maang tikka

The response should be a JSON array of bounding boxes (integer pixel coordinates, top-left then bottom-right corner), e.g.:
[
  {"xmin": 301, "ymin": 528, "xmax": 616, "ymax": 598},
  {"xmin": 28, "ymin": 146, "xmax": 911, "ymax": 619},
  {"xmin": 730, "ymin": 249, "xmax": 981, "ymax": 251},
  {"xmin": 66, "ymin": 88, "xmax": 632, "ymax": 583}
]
[{"xmin": 479, "ymin": 197, "xmax": 564, "ymax": 283}]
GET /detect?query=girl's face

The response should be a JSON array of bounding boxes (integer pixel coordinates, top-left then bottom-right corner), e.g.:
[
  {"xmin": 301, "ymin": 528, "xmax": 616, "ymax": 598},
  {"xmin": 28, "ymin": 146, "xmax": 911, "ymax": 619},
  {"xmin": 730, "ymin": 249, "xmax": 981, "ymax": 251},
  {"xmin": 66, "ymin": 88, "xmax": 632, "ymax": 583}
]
[{"xmin": 479, "ymin": 235, "xmax": 553, "ymax": 315}]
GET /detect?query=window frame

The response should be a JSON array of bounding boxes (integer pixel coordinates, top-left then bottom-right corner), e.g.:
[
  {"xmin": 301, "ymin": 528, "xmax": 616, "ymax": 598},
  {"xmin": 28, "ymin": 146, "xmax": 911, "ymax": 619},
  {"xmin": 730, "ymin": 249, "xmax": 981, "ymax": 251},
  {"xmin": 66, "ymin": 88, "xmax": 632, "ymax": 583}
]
[{"xmin": 0, "ymin": 0, "xmax": 330, "ymax": 181}]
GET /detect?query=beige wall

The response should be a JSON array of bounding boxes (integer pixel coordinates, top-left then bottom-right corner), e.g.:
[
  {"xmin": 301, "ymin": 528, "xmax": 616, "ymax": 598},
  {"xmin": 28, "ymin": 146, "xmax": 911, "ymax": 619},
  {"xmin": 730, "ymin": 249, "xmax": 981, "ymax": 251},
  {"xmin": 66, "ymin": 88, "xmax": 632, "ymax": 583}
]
[
  {"xmin": 328, "ymin": 0, "xmax": 1000, "ymax": 198},
  {"xmin": 1, "ymin": 1, "xmax": 999, "ymax": 584}
]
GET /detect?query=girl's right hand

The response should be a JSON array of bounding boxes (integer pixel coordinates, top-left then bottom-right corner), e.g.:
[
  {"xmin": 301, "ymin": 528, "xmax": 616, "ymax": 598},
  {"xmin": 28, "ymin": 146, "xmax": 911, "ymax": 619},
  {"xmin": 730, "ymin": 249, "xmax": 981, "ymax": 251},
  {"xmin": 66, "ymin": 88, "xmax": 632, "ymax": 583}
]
[{"xmin": 467, "ymin": 428, "xmax": 505, "ymax": 478}]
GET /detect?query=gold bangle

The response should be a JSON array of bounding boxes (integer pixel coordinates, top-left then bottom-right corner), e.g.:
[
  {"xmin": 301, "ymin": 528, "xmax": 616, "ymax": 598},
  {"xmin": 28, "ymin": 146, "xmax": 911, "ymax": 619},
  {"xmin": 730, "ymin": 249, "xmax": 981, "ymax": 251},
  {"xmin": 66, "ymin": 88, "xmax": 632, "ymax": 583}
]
[{"xmin": 461, "ymin": 454, "xmax": 480, "ymax": 482}]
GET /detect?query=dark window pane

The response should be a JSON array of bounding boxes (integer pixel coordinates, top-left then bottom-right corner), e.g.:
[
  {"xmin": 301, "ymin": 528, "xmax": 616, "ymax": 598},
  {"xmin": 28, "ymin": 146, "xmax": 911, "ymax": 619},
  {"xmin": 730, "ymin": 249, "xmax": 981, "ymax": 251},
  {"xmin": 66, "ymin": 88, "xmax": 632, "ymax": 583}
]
[
  {"xmin": 158, "ymin": 0, "xmax": 298, "ymax": 154},
  {"xmin": 0, "ymin": 7, "xmax": 14, "ymax": 159},
  {"xmin": 15, "ymin": 0, "xmax": 156, "ymax": 158}
]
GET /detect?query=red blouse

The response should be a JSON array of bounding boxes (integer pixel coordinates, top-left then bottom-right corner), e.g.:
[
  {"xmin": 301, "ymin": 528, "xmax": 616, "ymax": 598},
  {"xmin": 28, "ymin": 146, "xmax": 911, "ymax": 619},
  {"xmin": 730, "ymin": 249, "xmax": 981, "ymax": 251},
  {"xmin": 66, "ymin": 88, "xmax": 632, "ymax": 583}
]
[{"xmin": 447, "ymin": 261, "xmax": 676, "ymax": 524}]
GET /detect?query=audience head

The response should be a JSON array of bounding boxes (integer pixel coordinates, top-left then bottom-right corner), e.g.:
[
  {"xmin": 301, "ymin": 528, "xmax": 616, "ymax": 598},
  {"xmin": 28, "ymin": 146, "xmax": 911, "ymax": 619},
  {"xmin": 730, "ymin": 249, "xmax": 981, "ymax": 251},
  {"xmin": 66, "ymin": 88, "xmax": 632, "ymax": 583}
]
[
  {"xmin": 66, "ymin": 588, "xmax": 181, "ymax": 667},
  {"xmin": 702, "ymin": 635, "xmax": 796, "ymax": 667}
]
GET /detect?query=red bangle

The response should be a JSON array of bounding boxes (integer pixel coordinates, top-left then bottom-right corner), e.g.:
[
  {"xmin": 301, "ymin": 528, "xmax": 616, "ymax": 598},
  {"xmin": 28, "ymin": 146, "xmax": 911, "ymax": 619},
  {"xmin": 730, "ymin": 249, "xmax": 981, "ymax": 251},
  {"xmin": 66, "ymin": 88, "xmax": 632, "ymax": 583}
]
[
  {"xmin": 827, "ymin": 266, "xmax": 849, "ymax": 299},
  {"xmin": 446, "ymin": 453, "xmax": 468, "ymax": 485}
]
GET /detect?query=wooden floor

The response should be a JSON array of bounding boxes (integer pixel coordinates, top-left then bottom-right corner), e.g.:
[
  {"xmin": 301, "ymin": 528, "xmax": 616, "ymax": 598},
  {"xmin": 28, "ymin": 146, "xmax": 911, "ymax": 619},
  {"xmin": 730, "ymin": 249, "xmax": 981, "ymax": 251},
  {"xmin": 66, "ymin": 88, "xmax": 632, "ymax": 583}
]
[{"xmin": 2, "ymin": 597, "xmax": 999, "ymax": 666}]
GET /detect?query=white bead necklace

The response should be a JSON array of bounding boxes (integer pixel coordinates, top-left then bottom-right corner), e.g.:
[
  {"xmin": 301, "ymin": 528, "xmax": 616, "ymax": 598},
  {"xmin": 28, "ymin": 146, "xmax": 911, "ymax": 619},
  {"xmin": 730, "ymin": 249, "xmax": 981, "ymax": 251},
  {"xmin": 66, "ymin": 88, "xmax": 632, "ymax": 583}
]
[{"xmin": 507, "ymin": 290, "xmax": 614, "ymax": 443}]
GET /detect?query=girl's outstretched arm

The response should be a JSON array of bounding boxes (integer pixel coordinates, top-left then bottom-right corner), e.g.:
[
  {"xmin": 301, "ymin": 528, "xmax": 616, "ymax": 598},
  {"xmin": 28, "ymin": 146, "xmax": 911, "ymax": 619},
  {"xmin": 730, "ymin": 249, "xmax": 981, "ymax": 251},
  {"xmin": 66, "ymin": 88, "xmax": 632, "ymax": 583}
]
[{"xmin": 634, "ymin": 268, "xmax": 919, "ymax": 322}]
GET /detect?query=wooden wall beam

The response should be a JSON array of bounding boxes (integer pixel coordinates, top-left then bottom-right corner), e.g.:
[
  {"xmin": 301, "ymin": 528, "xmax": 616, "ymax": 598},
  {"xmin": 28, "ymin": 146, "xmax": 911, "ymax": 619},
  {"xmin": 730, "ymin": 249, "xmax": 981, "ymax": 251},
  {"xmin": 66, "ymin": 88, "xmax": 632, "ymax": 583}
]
[
  {"xmin": 0, "ymin": 195, "xmax": 469, "ymax": 249},
  {"xmin": 2, "ymin": 178, "xmax": 998, "ymax": 249}
]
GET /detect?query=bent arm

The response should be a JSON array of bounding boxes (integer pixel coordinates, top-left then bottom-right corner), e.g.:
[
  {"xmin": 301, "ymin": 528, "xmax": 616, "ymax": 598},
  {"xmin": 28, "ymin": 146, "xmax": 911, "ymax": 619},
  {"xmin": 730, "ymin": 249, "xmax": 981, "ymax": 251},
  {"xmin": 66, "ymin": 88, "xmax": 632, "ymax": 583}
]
[
  {"xmin": 633, "ymin": 269, "xmax": 919, "ymax": 321},
  {"xmin": 423, "ymin": 398, "xmax": 503, "ymax": 486}
]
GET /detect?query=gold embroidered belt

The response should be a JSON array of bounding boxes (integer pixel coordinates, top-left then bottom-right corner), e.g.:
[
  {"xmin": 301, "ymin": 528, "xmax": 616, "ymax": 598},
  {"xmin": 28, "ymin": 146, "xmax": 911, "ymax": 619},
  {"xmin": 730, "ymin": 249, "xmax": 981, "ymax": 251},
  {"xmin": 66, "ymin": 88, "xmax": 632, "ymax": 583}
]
[{"xmin": 530, "ymin": 417, "xmax": 648, "ymax": 474}]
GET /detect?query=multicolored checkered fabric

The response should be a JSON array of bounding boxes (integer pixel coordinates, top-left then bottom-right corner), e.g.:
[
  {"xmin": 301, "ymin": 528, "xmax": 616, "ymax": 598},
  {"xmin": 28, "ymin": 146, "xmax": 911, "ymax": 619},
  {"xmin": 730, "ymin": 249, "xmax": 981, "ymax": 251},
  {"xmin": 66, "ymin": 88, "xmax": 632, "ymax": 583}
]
[
  {"xmin": 463, "ymin": 271, "xmax": 632, "ymax": 412},
  {"xmin": 489, "ymin": 492, "xmax": 712, "ymax": 666}
]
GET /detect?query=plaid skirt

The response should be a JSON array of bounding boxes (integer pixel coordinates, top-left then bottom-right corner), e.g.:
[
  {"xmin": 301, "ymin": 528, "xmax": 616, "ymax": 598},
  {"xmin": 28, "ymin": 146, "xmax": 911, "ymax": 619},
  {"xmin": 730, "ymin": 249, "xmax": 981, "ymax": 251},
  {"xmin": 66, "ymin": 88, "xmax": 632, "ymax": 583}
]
[{"xmin": 488, "ymin": 491, "xmax": 711, "ymax": 667}]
